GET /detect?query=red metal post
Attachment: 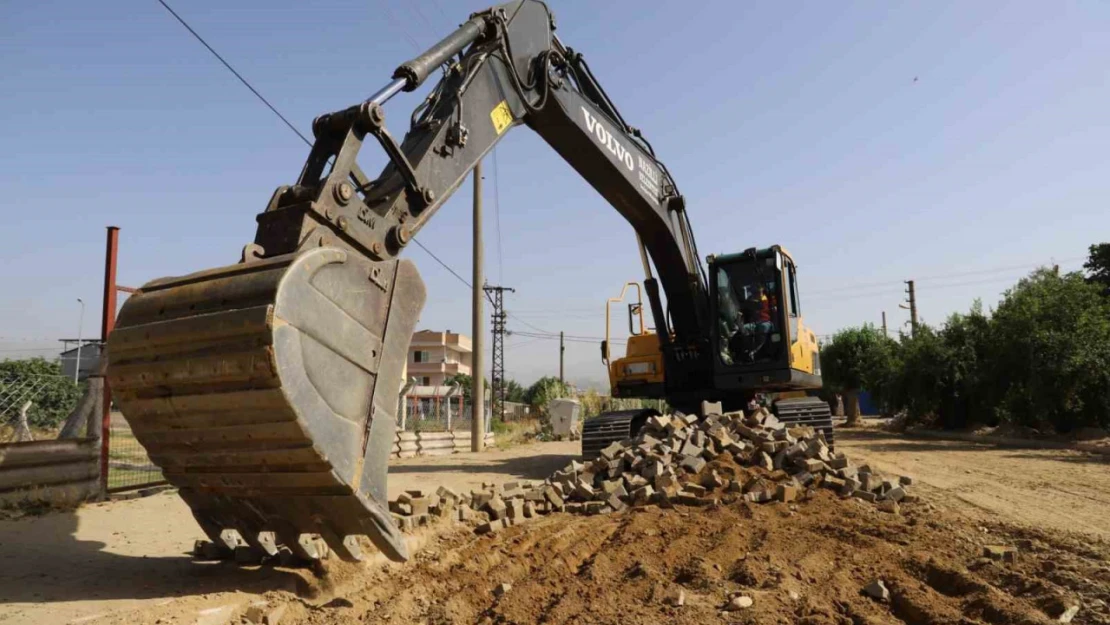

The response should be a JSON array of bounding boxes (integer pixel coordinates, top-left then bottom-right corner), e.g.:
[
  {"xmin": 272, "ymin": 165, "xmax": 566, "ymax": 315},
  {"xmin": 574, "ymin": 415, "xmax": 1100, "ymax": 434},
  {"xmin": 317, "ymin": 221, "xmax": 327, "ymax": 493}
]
[{"xmin": 100, "ymin": 226, "xmax": 119, "ymax": 494}]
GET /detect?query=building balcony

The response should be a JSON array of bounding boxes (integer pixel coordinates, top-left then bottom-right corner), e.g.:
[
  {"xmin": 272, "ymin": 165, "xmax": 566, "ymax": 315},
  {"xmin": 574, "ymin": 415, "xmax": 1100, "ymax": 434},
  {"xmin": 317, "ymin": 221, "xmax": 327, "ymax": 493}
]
[
  {"xmin": 408, "ymin": 361, "xmax": 471, "ymax": 376},
  {"xmin": 410, "ymin": 330, "xmax": 472, "ymax": 353}
]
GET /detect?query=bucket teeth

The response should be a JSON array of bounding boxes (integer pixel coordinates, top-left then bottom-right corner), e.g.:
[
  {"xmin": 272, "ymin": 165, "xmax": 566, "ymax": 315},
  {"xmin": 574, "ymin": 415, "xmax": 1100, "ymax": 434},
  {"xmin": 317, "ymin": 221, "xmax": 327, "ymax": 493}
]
[{"xmin": 107, "ymin": 247, "xmax": 426, "ymax": 563}]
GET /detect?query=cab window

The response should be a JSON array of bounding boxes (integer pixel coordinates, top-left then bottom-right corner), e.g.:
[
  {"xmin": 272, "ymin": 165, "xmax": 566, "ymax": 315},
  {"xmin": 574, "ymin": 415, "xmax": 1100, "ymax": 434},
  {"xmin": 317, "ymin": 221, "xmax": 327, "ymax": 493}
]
[{"xmin": 785, "ymin": 261, "xmax": 799, "ymax": 317}]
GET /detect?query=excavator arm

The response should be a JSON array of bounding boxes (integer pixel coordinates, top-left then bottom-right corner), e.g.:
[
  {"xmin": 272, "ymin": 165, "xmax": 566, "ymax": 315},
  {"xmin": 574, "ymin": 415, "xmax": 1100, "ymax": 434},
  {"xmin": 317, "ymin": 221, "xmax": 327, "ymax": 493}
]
[
  {"xmin": 105, "ymin": 0, "xmax": 712, "ymax": 566},
  {"xmin": 253, "ymin": 1, "xmax": 706, "ymax": 347}
]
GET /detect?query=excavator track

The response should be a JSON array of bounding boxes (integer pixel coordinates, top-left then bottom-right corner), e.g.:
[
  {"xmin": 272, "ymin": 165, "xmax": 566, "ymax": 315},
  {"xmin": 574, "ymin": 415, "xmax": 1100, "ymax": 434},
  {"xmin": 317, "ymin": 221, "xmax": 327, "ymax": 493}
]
[
  {"xmin": 581, "ymin": 409, "xmax": 660, "ymax": 460},
  {"xmin": 106, "ymin": 247, "xmax": 425, "ymax": 563},
  {"xmin": 774, "ymin": 396, "xmax": 835, "ymax": 448}
]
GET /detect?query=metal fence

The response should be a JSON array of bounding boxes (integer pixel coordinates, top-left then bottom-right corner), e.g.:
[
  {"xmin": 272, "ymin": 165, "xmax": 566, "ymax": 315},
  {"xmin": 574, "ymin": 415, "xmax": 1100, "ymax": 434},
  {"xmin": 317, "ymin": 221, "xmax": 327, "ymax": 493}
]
[
  {"xmin": 0, "ymin": 373, "xmax": 73, "ymax": 442},
  {"xmin": 399, "ymin": 395, "xmax": 492, "ymax": 433},
  {"xmin": 107, "ymin": 411, "xmax": 165, "ymax": 492}
]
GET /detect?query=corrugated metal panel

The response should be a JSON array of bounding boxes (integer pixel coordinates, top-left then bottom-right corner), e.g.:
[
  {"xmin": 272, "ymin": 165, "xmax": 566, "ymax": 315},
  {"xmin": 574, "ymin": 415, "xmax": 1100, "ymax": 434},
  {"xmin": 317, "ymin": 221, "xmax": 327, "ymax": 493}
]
[{"xmin": 0, "ymin": 438, "xmax": 99, "ymax": 507}]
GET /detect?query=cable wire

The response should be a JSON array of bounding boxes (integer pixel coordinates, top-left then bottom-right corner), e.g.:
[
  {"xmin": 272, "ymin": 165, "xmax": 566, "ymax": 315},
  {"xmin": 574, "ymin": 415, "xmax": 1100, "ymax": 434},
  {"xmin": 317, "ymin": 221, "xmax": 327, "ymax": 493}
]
[
  {"xmin": 156, "ymin": 0, "xmax": 484, "ymax": 298},
  {"xmin": 155, "ymin": 0, "xmax": 312, "ymax": 147}
]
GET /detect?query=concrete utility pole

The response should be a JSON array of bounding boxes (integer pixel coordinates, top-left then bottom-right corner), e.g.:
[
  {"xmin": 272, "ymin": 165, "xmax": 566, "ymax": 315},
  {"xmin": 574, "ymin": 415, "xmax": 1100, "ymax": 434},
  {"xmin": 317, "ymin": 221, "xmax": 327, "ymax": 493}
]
[
  {"xmin": 471, "ymin": 163, "xmax": 484, "ymax": 452},
  {"xmin": 903, "ymin": 280, "xmax": 918, "ymax": 337},
  {"xmin": 881, "ymin": 311, "xmax": 887, "ymax": 338},
  {"xmin": 559, "ymin": 331, "xmax": 565, "ymax": 384},
  {"xmin": 74, "ymin": 298, "xmax": 85, "ymax": 384}
]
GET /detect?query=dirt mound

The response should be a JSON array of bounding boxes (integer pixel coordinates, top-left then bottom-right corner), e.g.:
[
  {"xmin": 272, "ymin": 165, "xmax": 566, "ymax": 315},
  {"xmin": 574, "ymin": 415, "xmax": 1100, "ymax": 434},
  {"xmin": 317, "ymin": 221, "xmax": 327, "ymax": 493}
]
[{"xmin": 283, "ymin": 488, "xmax": 1108, "ymax": 625}]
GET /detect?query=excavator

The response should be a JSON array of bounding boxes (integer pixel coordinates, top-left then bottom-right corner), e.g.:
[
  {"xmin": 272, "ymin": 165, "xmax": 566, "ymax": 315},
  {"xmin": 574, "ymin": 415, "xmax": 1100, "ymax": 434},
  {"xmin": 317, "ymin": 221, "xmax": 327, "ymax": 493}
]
[
  {"xmin": 585, "ymin": 244, "xmax": 833, "ymax": 458},
  {"xmin": 105, "ymin": 0, "xmax": 832, "ymax": 566}
]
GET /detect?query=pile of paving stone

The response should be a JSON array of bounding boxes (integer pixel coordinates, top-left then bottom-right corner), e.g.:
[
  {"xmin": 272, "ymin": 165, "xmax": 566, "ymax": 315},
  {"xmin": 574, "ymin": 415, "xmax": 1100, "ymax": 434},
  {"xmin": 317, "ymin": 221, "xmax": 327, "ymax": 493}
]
[{"xmin": 389, "ymin": 407, "xmax": 917, "ymax": 534}]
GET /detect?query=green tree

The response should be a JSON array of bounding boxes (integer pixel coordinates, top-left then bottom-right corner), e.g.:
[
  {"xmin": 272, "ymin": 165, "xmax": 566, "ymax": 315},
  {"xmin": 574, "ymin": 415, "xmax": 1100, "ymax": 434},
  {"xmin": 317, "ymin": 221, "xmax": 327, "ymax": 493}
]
[
  {"xmin": 1084, "ymin": 243, "xmax": 1110, "ymax": 295},
  {"xmin": 890, "ymin": 303, "xmax": 994, "ymax": 429},
  {"xmin": 0, "ymin": 357, "xmax": 84, "ymax": 429},
  {"xmin": 989, "ymin": 268, "xmax": 1110, "ymax": 432},
  {"xmin": 523, "ymin": 376, "xmax": 571, "ymax": 415},
  {"xmin": 443, "ymin": 373, "xmax": 524, "ymax": 404},
  {"xmin": 502, "ymin": 379, "xmax": 526, "ymax": 403},
  {"xmin": 819, "ymin": 324, "xmax": 899, "ymax": 424}
]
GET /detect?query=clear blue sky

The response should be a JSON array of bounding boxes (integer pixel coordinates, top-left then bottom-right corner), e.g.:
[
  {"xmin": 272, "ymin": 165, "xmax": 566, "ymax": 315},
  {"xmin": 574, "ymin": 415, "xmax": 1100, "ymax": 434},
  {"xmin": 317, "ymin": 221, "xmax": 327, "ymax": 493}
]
[{"xmin": 2, "ymin": 1, "xmax": 1107, "ymax": 387}]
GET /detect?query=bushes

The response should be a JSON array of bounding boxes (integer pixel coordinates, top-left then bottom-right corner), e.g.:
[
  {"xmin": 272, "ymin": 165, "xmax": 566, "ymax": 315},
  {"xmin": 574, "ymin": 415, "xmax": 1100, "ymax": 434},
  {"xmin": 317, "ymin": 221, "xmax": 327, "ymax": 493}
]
[
  {"xmin": 829, "ymin": 262, "xmax": 1110, "ymax": 433},
  {"xmin": 988, "ymin": 269, "xmax": 1110, "ymax": 431},
  {"xmin": 889, "ymin": 305, "xmax": 993, "ymax": 429},
  {"xmin": 0, "ymin": 358, "xmax": 84, "ymax": 429},
  {"xmin": 524, "ymin": 376, "xmax": 571, "ymax": 417}
]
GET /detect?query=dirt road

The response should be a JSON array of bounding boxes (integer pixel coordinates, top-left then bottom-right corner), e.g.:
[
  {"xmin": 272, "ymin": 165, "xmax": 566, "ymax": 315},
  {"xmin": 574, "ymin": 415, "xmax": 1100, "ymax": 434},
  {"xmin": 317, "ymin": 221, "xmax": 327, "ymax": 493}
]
[
  {"xmin": 837, "ymin": 428, "xmax": 1110, "ymax": 540},
  {"xmin": 1, "ymin": 433, "xmax": 1107, "ymax": 625},
  {"xmin": 0, "ymin": 442, "xmax": 578, "ymax": 625}
]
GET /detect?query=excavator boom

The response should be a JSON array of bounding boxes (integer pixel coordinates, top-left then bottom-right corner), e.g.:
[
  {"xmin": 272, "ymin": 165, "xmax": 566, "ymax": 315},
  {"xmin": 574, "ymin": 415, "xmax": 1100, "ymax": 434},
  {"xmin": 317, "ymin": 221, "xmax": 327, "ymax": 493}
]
[{"xmin": 107, "ymin": 1, "xmax": 715, "ymax": 563}]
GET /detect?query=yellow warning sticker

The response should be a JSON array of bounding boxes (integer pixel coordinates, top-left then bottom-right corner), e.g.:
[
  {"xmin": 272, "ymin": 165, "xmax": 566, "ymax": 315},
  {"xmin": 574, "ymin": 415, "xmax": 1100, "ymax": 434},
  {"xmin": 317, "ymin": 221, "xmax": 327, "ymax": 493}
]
[{"xmin": 490, "ymin": 100, "xmax": 513, "ymax": 135}]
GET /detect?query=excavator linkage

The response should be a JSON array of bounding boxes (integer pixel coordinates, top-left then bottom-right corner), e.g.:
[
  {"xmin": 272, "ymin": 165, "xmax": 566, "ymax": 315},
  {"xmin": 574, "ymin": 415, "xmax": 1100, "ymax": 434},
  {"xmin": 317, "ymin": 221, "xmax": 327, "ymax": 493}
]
[{"xmin": 106, "ymin": 247, "xmax": 425, "ymax": 562}]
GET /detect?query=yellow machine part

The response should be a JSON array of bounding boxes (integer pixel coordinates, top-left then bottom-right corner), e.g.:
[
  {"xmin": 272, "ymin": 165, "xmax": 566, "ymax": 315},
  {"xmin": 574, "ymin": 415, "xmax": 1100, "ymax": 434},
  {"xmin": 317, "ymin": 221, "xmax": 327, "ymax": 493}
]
[
  {"xmin": 608, "ymin": 332, "xmax": 664, "ymax": 393},
  {"xmin": 788, "ymin": 318, "xmax": 820, "ymax": 375}
]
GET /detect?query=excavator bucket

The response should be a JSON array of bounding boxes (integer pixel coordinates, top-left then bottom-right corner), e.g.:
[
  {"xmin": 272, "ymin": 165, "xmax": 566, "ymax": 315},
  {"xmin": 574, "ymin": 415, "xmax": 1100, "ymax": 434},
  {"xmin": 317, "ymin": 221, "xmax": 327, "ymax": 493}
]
[{"xmin": 106, "ymin": 247, "xmax": 425, "ymax": 563}]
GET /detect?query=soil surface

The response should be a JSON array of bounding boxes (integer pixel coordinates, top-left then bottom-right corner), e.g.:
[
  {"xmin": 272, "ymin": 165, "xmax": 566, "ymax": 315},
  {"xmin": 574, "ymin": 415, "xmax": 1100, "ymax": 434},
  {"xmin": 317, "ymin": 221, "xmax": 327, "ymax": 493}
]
[{"xmin": 1, "ymin": 431, "xmax": 1107, "ymax": 625}]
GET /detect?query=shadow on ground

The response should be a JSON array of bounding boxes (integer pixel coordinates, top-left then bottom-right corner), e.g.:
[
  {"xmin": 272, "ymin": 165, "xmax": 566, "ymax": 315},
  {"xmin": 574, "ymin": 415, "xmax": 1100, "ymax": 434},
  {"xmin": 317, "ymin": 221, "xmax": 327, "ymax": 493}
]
[{"xmin": 0, "ymin": 504, "xmax": 303, "ymax": 606}]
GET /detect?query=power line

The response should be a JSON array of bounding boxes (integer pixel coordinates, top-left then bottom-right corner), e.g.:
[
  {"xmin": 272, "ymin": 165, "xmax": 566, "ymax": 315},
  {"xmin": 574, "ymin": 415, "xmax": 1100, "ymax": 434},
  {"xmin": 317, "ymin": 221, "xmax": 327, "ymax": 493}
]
[
  {"xmin": 155, "ymin": 0, "xmax": 481, "ymax": 299},
  {"xmin": 427, "ymin": 0, "xmax": 449, "ymax": 22},
  {"xmin": 505, "ymin": 336, "xmax": 545, "ymax": 350},
  {"xmin": 154, "ymin": 0, "xmax": 312, "ymax": 147},
  {"xmin": 374, "ymin": 0, "xmax": 423, "ymax": 51},
  {"xmin": 406, "ymin": 1, "xmax": 438, "ymax": 34},
  {"xmin": 804, "ymin": 257, "xmax": 1086, "ymax": 297}
]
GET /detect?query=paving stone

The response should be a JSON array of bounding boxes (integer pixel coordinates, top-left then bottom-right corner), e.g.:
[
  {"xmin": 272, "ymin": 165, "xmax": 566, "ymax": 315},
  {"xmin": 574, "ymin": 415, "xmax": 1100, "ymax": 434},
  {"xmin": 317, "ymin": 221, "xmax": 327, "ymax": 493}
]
[
  {"xmin": 1058, "ymin": 604, "xmax": 1080, "ymax": 623},
  {"xmin": 775, "ymin": 484, "xmax": 799, "ymax": 503},
  {"xmin": 506, "ymin": 498, "xmax": 526, "ymax": 519},
  {"xmin": 475, "ymin": 519, "xmax": 504, "ymax": 534},
  {"xmin": 436, "ymin": 485, "xmax": 461, "ymax": 501},
  {"xmin": 409, "ymin": 496, "xmax": 431, "ymax": 516},
  {"xmin": 679, "ymin": 455, "xmax": 706, "ymax": 474},
  {"xmin": 726, "ymin": 595, "xmax": 753, "ymax": 610},
  {"xmin": 854, "ymin": 490, "xmax": 879, "ymax": 502},
  {"xmin": 683, "ymin": 483, "xmax": 707, "ymax": 496},
  {"xmin": 863, "ymin": 579, "xmax": 889, "ymax": 602},
  {"xmin": 983, "ymin": 545, "xmax": 1017, "ymax": 562},
  {"xmin": 485, "ymin": 496, "xmax": 508, "ymax": 520},
  {"xmin": 877, "ymin": 500, "xmax": 899, "ymax": 514},
  {"xmin": 631, "ymin": 485, "xmax": 655, "ymax": 504}
]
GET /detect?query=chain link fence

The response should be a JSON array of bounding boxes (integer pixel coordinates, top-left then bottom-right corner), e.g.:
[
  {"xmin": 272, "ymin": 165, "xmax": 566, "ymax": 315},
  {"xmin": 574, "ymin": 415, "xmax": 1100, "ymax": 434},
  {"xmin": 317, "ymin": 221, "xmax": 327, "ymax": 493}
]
[
  {"xmin": 108, "ymin": 410, "xmax": 165, "ymax": 492},
  {"xmin": 0, "ymin": 373, "xmax": 76, "ymax": 442},
  {"xmin": 399, "ymin": 395, "xmax": 493, "ymax": 434}
]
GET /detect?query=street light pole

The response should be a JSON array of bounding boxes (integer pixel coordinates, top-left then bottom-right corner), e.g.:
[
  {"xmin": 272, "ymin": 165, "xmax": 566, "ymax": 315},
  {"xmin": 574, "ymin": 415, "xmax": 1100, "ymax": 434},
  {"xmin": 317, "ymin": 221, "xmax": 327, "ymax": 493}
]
[{"xmin": 74, "ymin": 298, "xmax": 85, "ymax": 384}]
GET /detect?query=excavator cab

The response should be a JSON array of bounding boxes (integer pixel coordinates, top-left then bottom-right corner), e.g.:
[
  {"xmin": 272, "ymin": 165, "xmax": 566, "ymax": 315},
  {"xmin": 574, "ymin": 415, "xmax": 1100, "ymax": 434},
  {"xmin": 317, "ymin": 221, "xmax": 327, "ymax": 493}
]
[
  {"xmin": 707, "ymin": 246, "xmax": 822, "ymax": 393},
  {"xmin": 606, "ymin": 246, "xmax": 821, "ymax": 400}
]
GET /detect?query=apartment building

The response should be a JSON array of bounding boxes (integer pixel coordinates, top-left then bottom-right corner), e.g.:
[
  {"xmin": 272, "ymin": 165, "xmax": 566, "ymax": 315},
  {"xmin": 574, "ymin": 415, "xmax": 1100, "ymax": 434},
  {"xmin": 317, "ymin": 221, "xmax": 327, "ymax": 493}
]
[{"xmin": 407, "ymin": 329, "xmax": 472, "ymax": 386}]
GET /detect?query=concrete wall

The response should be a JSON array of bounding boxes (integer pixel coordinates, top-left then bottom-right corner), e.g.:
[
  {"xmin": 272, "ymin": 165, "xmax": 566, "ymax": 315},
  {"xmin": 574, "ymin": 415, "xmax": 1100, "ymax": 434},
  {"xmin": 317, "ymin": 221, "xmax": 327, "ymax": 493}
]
[
  {"xmin": 391, "ymin": 430, "xmax": 496, "ymax": 459},
  {"xmin": 0, "ymin": 438, "xmax": 99, "ymax": 508}
]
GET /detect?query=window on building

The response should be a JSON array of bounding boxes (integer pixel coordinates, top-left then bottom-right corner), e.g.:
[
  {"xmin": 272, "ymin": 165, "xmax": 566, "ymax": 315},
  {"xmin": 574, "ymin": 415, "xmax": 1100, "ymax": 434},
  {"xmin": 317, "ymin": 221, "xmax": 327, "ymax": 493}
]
[
  {"xmin": 413, "ymin": 350, "xmax": 430, "ymax": 363},
  {"xmin": 421, "ymin": 376, "xmax": 431, "ymax": 386}
]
